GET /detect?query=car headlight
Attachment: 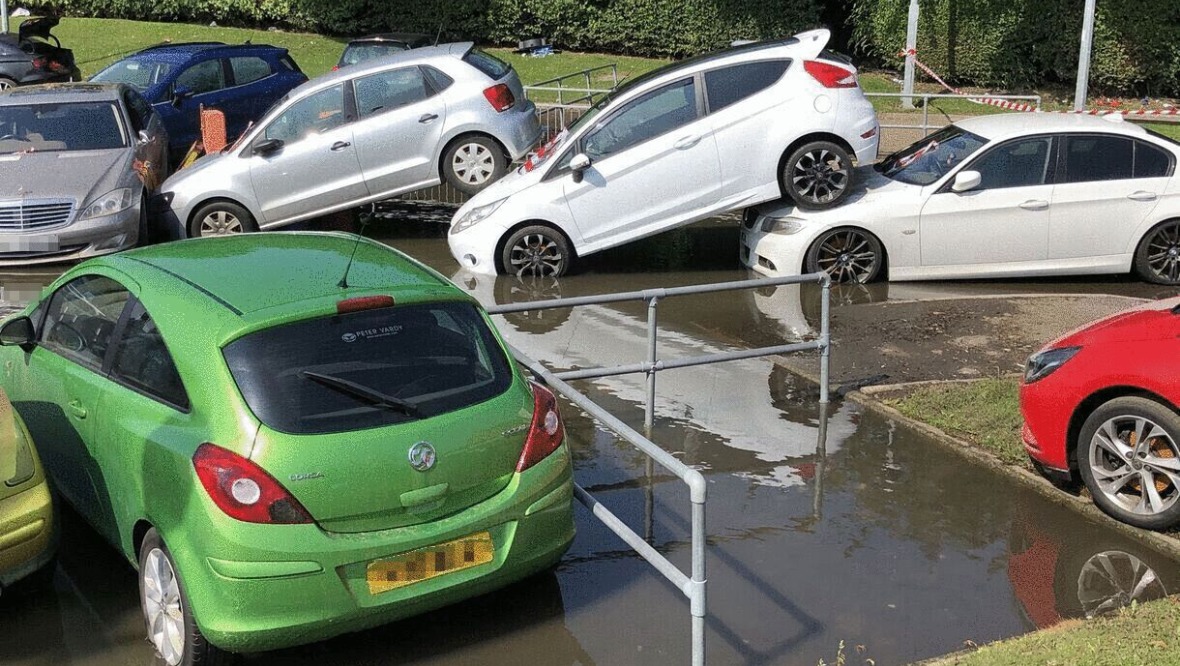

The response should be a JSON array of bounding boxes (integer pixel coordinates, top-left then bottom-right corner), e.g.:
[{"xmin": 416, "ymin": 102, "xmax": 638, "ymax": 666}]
[
  {"xmin": 761, "ymin": 216, "xmax": 806, "ymax": 235},
  {"xmin": 78, "ymin": 188, "xmax": 133, "ymax": 221},
  {"xmin": 1024, "ymin": 346, "xmax": 1081, "ymax": 383},
  {"xmin": 451, "ymin": 198, "xmax": 507, "ymax": 235}
]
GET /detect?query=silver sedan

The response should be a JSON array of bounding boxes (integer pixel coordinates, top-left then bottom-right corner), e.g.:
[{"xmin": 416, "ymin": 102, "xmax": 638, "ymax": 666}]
[{"xmin": 158, "ymin": 43, "xmax": 540, "ymax": 239}]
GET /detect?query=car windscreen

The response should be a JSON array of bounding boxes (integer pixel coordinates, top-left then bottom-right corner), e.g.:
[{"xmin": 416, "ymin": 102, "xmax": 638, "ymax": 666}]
[
  {"xmin": 223, "ymin": 302, "xmax": 514, "ymax": 435},
  {"xmin": 91, "ymin": 58, "xmax": 174, "ymax": 90},
  {"xmin": 876, "ymin": 125, "xmax": 988, "ymax": 186},
  {"xmin": 0, "ymin": 102, "xmax": 127, "ymax": 153}
]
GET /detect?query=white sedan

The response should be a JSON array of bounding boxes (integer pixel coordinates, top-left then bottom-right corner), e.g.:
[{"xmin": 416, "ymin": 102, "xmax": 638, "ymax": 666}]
[{"xmin": 741, "ymin": 113, "xmax": 1180, "ymax": 285}]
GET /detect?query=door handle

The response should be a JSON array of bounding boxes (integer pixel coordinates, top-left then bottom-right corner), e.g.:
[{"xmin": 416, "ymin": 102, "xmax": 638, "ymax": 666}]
[
  {"xmin": 330, "ymin": 141, "xmax": 351, "ymax": 151},
  {"xmin": 418, "ymin": 113, "xmax": 439, "ymax": 123},
  {"xmin": 1018, "ymin": 199, "xmax": 1049, "ymax": 211},
  {"xmin": 673, "ymin": 135, "xmax": 702, "ymax": 150},
  {"xmin": 68, "ymin": 400, "xmax": 87, "ymax": 420},
  {"xmin": 1128, "ymin": 191, "xmax": 1158, "ymax": 202}
]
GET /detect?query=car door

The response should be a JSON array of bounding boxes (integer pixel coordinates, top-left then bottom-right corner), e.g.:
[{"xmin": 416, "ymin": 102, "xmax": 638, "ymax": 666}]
[
  {"xmin": 6, "ymin": 274, "xmax": 131, "ymax": 533},
  {"xmin": 349, "ymin": 65, "xmax": 448, "ymax": 198},
  {"xmin": 1048, "ymin": 134, "xmax": 1171, "ymax": 261},
  {"xmin": 703, "ymin": 59, "xmax": 793, "ymax": 198},
  {"xmin": 160, "ymin": 57, "xmax": 229, "ymax": 155},
  {"xmin": 247, "ymin": 83, "xmax": 369, "ymax": 225},
  {"xmin": 560, "ymin": 76, "xmax": 722, "ymax": 246},
  {"xmin": 919, "ymin": 135, "xmax": 1055, "ymax": 268}
]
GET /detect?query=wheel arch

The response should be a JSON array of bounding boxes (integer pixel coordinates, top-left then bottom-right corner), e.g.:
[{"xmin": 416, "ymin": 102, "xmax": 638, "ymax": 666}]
[
  {"xmin": 799, "ymin": 224, "xmax": 890, "ymax": 281},
  {"xmin": 494, "ymin": 219, "xmax": 576, "ymax": 274},
  {"xmin": 1131, "ymin": 216, "xmax": 1180, "ymax": 274},
  {"xmin": 1066, "ymin": 386, "xmax": 1180, "ymax": 471},
  {"xmin": 777, "ymin": 132, "xmax": 858, "ymax": 193},
  {"xmin": 130, "ymin": 518, "xmax": 155, "ymax": 567},
  {"xmin": 186, "ymin": 196, "xmax": 257, "ymax": 237},
  {"xmin": 438, "ymin": 131, "xmax": 510, "ymax": 183}
]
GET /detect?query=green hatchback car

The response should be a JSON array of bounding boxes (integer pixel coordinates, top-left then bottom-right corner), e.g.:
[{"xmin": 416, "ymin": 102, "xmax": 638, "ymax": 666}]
[{"xmin": 0, "ymin": 233, "xmax": 575, "ymax": 664}]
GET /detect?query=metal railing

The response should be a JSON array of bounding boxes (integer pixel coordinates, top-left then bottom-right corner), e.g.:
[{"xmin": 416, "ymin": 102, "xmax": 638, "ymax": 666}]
[
  {"xmin": 866, "ymin": 91, "xmax": 1043, "ymax": 136},
  {"xmin": 487, "ymin": 273, "xmax": 832, "ymax": 665},
  {"xmin": 525, "ymin": 63, "xmax": 619, "ymax": 106}
]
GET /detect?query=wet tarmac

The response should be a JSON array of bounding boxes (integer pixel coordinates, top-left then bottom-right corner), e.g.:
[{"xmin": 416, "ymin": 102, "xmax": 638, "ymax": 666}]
[{"xmin": 2, "ymin": 209, "xmax": 1177, "ymax": 665}]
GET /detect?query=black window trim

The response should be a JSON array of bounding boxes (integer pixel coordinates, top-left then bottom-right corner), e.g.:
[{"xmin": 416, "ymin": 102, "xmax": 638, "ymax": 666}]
[
  {"xmin": 936, "ymin": 133, "xmax": 1059, "ymax": 194},
  {"xmin": 1052, "ymin": 131, "xmax": 1176, "ymax": 184}
]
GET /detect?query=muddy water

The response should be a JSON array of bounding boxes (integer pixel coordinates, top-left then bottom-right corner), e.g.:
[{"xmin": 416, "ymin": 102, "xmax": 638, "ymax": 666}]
[{"xmin": 1, "ymin": 210, "xmax": 1177, "ymax": 665}]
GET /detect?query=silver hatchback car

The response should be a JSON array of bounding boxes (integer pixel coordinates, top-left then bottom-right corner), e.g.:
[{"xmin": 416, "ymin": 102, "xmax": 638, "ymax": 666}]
[{"xmin": 158, "ymin": 43, "xmax": 540, "ymax": 238}]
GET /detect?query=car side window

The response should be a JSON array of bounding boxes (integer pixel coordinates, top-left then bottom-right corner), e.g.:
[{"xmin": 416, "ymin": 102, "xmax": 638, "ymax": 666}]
[
  {"xmin": 422, "ymin": 65, "xmax": 454, "ymax": 93},
  {"xmin": 124, "ymin": 90, "xmax": 153, "ymax": 133},
  {"xmin": 40, "ymin": 275, "xmax": 131, "ymax": 370},
  {"xmin": 1134, "ymin": 140, "xmax": 1173, "ymax": 178},
  {"xmin": 704, "ymin": 60, "xmax": 790, "ymax": 113},
  {"xmin": 230, "ymin": 56, "xmax": 273, "ymax": 86},
  {"xmin": 264, "ymin": 84, "xmax": 347, "ymax": 143},
  {"xmin": 109, "ymin": 301, "xmax": 189, "ymax": 410},
  {"xmin": 583, "ymin": 78, "xmax": 699, "ymax": 160},
  {"xmin": 353, "ymin": 66, "xmax": 432, "ymax": 119},
  {"xmin": 967, "ymin": 137, "xmax": 1053, "ymax": 190},
  {"xmin": 1059, "ymin": 134, "xmax": 1134, "ymax": 183},
  {"xmin": 175, "ymin": 59, "xmax": 226, "ymax": 95}
]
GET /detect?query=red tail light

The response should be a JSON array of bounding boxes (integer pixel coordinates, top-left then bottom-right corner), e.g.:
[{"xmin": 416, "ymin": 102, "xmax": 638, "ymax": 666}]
[
  {"xmin": 337, "ymin": 295, "xmax": 395, "ymax": 314},
  {"xmin": 331, "ymin": 64, "xmax": 339, "ymax": 71},
  {"xmin": 804, "ymin": 60, "xmax": 858, "ymax": 89},
  {"xmin": 31, "ymin": 57, "xmax": 46, "ymax": 71},
  {"xmin": 483, "ymin": 84, "xmax": 515, "ymax": 112},
  {"xmin": 516, "ymin": 382, "xmax": 565, "ymax": 472},
  {"xmin": 193, "ymin": 443, "xmax": 313, "ymax": 524}
]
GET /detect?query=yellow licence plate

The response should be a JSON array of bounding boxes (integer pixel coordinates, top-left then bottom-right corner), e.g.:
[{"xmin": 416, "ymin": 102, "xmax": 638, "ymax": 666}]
[{"xmin": 366, "ymin": 531, "xmax": 495, "ymax": 595}]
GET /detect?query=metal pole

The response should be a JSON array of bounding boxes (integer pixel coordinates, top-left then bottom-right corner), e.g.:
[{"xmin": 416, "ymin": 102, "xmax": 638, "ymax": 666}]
[
  {"xmin": 901, "ymin": 0, "xmax": 919, "ymax": 109},
  {"xmin": 644, "ymin": 296, "xmax": 658, "ymax": 432},
  {"xmin": 1074, "ymin": 0, "xmax": 1097, "ymax": 112},
  {"xmin": 691, "ymin": 497, "xmax": 706, "ymax": 666},
  {"xmin": 1, "ymin": 0, "xmax": 8, "ymax": 36},
  {"xmin": 819, "ymin": 277, "xmax": 830, "ymax": 404},
  {"xmin": 922, "ymin": 95, "xmax": 930, "ymax": 134}
]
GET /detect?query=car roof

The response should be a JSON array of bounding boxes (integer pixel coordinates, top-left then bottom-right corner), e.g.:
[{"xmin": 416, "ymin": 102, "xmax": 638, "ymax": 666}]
[
  {"xmin": 348, "ymin": 33, "xmax": 433, "ymax": 46},
  {"xmin": 955, "ymin": 113, "xmax": 1156, "ymax": 142},
  {"xmin": 126, "ymin": 41, "xmax": 288, "ymax": 64},
  {"xmin": 0, "ymin": 82, "xmax": 123, "ymax": 104},
  {"xmin": 298, "ymin": 42, "xmax": 473, "ymax": 91}
]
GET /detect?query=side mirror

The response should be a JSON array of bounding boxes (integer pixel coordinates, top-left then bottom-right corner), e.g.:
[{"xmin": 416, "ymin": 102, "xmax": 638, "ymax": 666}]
[
  {"xmin": 252, "ymin": 138, "xmax": 284, "ymax": 156},
  {"xmin": 951, "ymin": 170, "xmax": 982, "ymax": 193},
  {"xmin": 0, "ymin": 316, "xmax": 34, "ymax": 347},
  {"xmin": 569, "ymin": 153, "xmax": 591, "ymax": 184},
  {"xmin": 171, "ymin": 87, "xmax": 192, "ymax": 107},
  {"xmin": 137, "ymin": 129, "xmax": 151, "ymax": 145}
]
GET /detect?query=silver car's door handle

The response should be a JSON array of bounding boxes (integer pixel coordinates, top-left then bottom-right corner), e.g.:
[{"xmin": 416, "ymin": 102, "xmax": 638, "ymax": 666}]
[
  {"xmin": 1128, "ymin": 191, "xmax": 1158, "ymax": 202},
  {"xmin": 419, "ymin": 113, "xmax": 439, "ymax": 123},
  {"xmin": 330, "ymin": 141, "xmax": 352, "ymax": 151},
  {"xmin": 1019, "ymin": 199, "xmax": 1049, "ymax": 211},
  {"xmin": 674, "ymin": 135, "xmax": 702, "ymax": 150}
]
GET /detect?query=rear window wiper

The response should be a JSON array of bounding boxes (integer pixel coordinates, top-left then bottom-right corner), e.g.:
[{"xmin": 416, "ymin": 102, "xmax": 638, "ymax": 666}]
[{"xmin": 301, "ymin": 370, "xmax": 423, "ymax": 418}]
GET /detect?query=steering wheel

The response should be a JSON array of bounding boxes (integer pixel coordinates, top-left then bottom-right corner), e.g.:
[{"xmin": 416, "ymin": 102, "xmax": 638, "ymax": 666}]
[{"xmin": 48, "ymin": 323, "xmax": 86, "ymax": 353}]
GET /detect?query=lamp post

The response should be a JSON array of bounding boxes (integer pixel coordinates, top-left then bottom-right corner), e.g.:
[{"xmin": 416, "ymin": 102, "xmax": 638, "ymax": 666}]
[
  {"xmin": 1074, "ymin": 0, "xmax": 1097, "ymax": 111},
  {"xmin": 901, "ymin": 0, "xmax": 919, "ymax": 109}
]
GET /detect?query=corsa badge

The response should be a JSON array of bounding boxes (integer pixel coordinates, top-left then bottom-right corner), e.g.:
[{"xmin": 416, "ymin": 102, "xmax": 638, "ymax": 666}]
[{"xmin": 408, "ymin": 441, "xmax": 437, "ymax": 472}]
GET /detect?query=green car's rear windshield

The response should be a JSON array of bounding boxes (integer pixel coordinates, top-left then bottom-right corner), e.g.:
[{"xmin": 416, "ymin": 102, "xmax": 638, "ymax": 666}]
[{"xmin": 224, "ymin": 302, "xmax": 514, "ymax": 435}]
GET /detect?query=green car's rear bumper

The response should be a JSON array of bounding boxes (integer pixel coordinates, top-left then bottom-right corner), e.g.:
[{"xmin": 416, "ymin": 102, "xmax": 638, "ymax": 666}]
[{"xmin": 165, "ymin": 445, "xmax": 575, "ymax": 653}]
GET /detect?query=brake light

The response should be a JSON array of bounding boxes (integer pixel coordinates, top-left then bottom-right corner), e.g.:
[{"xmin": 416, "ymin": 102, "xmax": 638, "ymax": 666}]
[
  {"xmin": 31, "ymin": 57, "xmax": 46, "ymax": 71},
  {"xmin": 193, "ymin": 443, "xmax": 313, "ymax": 524},
  {"xmin": 483, "ymin": 84, "xmax": 515, "ymax": 112},
  {"xmin": 804, "ymin": 60, "xmax": 858, "ymax": 89},
  {"xmin": 331, "ymin": 64, "xmax": 339, "ymax": 71},
  {"xmin": 516, "ymin": 382, "xmax": 564, "ymax": 472},
  {"xmin": 337, "ymin": 295, "xmax": 395, "ymax": 313}
]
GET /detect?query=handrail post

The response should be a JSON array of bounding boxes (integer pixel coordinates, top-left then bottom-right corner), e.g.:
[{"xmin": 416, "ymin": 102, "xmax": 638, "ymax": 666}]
[
  {"xmin": 688, "ymin": 469, "xmax": 707, "ymax": 666},
  {"xmin": 645, "ymin": 295, "xmax": 659, "ymax": 432},
  {"xmin": 819, "ymin": 275, "xmax": 830, "ymax": 404},
  {"xmin": 922, "ymin": 95, "xmax": 930, "ymax": 134}
]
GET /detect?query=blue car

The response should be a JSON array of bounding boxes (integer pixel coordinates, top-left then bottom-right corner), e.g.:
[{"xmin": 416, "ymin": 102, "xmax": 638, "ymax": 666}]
[{"xmin": 91, "ymin": 42, "xmax": 307, "ymax": 165}]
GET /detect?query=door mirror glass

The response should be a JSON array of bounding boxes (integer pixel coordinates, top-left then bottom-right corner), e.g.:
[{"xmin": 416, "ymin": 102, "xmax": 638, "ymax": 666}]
[
  {"xmin": 569, "ymin": 153, "xmax": 591, "ymax": 183},
  {"xmin": 952, "ymin": 170, "xmax": 982, "ymax": 192},
  {"xmin": 253, "ymin": 137, "xmax": 284, "ymax": 156},
  {"xmin": 0, "ymin": 316, "xmax": 34, "ymax": 347},
  {"xmin": 171, "ymin": 86, "xmax": 192, "ymax": 107}
]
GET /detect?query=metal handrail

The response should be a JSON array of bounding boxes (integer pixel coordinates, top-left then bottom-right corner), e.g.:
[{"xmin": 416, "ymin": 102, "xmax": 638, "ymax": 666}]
[
  {"xmin": 488, "ymin": 272, "xmax": 831, "ymax": 665},
  {"xmin": 526, "ymin": 63, "xmax": 620, "ymax": 106},
  {"xmin": 865, "ymin": 91, "xmax": 1043, "ymax": 136}
]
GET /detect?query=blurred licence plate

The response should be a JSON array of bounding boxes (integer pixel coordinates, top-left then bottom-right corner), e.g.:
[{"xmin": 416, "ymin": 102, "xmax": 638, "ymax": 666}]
[
  {"xmin": 366, "ymin": 531, "xmax": 494, "ymax": 595},
  {"xmin": 0, "ymin": 236, "xmax": 57, "ymax": 252}
]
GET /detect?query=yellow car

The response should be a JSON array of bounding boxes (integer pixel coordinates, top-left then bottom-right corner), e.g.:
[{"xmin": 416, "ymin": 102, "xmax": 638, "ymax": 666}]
[{"xmin": 0, "ymin": 387, "xmax": 54, "ymax": 592}]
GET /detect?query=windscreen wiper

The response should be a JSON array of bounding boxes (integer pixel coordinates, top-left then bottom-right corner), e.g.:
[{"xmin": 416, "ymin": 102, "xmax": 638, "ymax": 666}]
[{"xmin": 301, "ymin": 371, "xmax": 423, "ymax": 418}]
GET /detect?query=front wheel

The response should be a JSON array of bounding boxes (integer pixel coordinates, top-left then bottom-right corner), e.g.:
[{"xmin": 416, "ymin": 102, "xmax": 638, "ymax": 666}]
[
  {"xmin": 1077, "ymin": 397, "xmax": 1180, "ymax": 530},
  {"xmin": 782, "ymin": 141, "xmax": 852, "ymax": 210},
  {"xmin": 0, "ymin": 77, "xmax": 15, "ymax": 91},
  {"xmin": 500, "ymin": 225, "xmax": 571, "ymax": 277},
  {"xmin": 443, "ymin": 135, "xmax": 507, "ymax": 195},
  {"xmin": 139, "ymin": 528, "xmax": 232, "ymax": 666},
  {"xmin": 189, "ymin": 201, "xmax": 256, "ymax": 238},
  {"xmin": 804, "ymin": 227, "xmax": 883, "ymax": 283},
  {"xmin": 1133, "ymin": 220, "xmax": 1180, "ymax": 285}
]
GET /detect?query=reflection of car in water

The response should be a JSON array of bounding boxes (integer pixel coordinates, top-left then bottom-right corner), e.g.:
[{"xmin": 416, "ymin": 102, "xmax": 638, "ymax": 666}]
[{"xmin": 0, "ymin": 387, "xmax": 54, "ymax": 593}]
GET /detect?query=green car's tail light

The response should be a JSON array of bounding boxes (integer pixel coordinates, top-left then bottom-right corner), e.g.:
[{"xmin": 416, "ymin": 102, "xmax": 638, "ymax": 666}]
[
  {"xmin": 517, "ymin": 383, "xmax": 564, "ymax": 472},
  {"xmin": 193, "ymin": 443, "xmax": 313, "ymax": 524},
  {"xmin": 336, "ymin": 295, "xmax": 395, "ymax": 314}
]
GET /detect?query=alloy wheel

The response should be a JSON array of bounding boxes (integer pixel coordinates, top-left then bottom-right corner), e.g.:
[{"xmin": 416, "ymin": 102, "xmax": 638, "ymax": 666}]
[
  {"xmin": 792, "ymin": 148, "xmax": 848, "ymax": 205},
  {"xmin": 142, "ymin": 548, "xmax": 185, "ymax": 666},
  {"xmin": 199, "ymin": 210, "xmax": 244, "ymax": 235},
  {"xmin": 508, "ymin": 233, "xmax": 565, "ymax": 277},
  {"xmin": 814, "ymin": 230, "xmax": 879, "ymax": 283},
  {"xmin": 0, "ymin": 79, "xmax": 13, "ymax": 91},
  {"xmin": 1144, "ymin": 221, "xmax": 1180, "ymax": 283},
  {"xmin": 452, "ymin": 143, "xmax": 495, "ymax": 187},
  {"xmin": 1077, "ymin": 550, "xmax": 1167, "ymax": 619},
  {"xmin": 1086, "ymin": 415, "xmax": 1180, "ymax": 518}
]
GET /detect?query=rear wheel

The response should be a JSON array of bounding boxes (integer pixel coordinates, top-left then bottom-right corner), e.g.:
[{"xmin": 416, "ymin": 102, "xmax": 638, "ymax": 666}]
[
  {"xmin": 0, "ymin": 77, "xmax": 15, "ymax": 91},
  {"xmin": 804, "ymin": 227, "xmax": 883, "ymax": 283},
  {"xmin": 1133, "ymin": 220, "xmax": 1180, "ymax": 285},
  {"xmin": 500, "ymin": 225, "xmax": 571, "ymax": 277},
  {"xmin": 189, "ymin": 201, "xmax": 256, "ymax": 238},
  {"xmin": 783, "ymin": 141, "xmax": 852, "ymax": 210},
  {"xmin": 443, "ymin": 135, "xmax": 507, "ymax": 195}
]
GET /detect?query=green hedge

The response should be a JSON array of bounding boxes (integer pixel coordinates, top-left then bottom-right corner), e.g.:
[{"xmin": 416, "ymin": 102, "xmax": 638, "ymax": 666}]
[
  {"xmin": 22, "ymin": 0, "xmax": 821, "ymax": 58},
  {"xmin": 850, "ymin": 0, "xmax": 1180, "ymax": 97}
]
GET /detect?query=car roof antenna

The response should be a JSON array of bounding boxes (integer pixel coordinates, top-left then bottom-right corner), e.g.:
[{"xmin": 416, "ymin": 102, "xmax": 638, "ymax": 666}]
[
  {"xmin": 434, "ymin": 23, "xmax": 443, "ymax": 46},
  {"xmin": 337, "ymin": 205, "xmax": 374, "ymax": 289}
]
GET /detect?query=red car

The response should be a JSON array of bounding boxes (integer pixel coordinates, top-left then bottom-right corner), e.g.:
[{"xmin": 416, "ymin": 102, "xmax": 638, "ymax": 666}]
[{"xmin": 1020, "ymin": 297, "xmax": 1180, "ymax": 530}]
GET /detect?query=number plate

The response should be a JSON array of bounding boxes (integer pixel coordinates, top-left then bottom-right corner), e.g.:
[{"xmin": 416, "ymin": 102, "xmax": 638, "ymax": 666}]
[{"xmin": 366, "ymin": 531, "xmax": 494, "ymax": 595}]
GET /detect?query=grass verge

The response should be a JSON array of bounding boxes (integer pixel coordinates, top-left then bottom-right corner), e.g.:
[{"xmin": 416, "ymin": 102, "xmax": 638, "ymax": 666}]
[{"xmin": 883, "ymin": 378, "xmax": 1027, "ymax": 468}]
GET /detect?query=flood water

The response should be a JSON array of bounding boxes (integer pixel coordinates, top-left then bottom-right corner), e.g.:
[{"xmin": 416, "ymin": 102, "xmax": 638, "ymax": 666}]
[{"xmin": 1, "ymin": 207, "xmax": 1177, "ymax": 665}]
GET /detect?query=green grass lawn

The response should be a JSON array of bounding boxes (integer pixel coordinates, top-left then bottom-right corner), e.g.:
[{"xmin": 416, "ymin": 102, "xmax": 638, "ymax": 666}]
[{"xmin": 884, "ymin": 378, "xmax": 1028, "ymax": 467}]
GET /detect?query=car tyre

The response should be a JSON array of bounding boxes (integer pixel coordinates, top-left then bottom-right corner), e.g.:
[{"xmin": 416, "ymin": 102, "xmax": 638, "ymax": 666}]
[
  {"xmin": 443, "ymin": 135, "xmax": 507, "ymax": 195},
  {"xmin": 1077, "ymin": 397, "xmax": 1180, "ymax": 530},
  {"xmin": 1133, "ymin": 219, "xmax": 1180, "ymax": 285},
  {"xmin": 0, "ymin": 77, "xmax": 15, "ymax": 91},
  {"xmin": 804, "ymin": 227, "xmax": 883, "ymax": 283},
  {"xmin": 783, "ymin": 141, "xmax": 852, "ymax": 210},
  {"xmin": 139, "ymin": 528, "xmax": 234, "ymax": 666},
  {"xmin": 189, "ymin": 201, "xmax": 257, "ymax": 238},
  {"xmin": 500, "ymin": 225, "xmax": 571, "ymax": 277}
]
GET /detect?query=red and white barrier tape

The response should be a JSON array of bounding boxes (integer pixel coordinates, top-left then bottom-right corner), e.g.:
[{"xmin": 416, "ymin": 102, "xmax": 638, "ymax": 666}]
[{"xmin": 897, "ymin": 48, "xmax": 1179, "ymax": 116}]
